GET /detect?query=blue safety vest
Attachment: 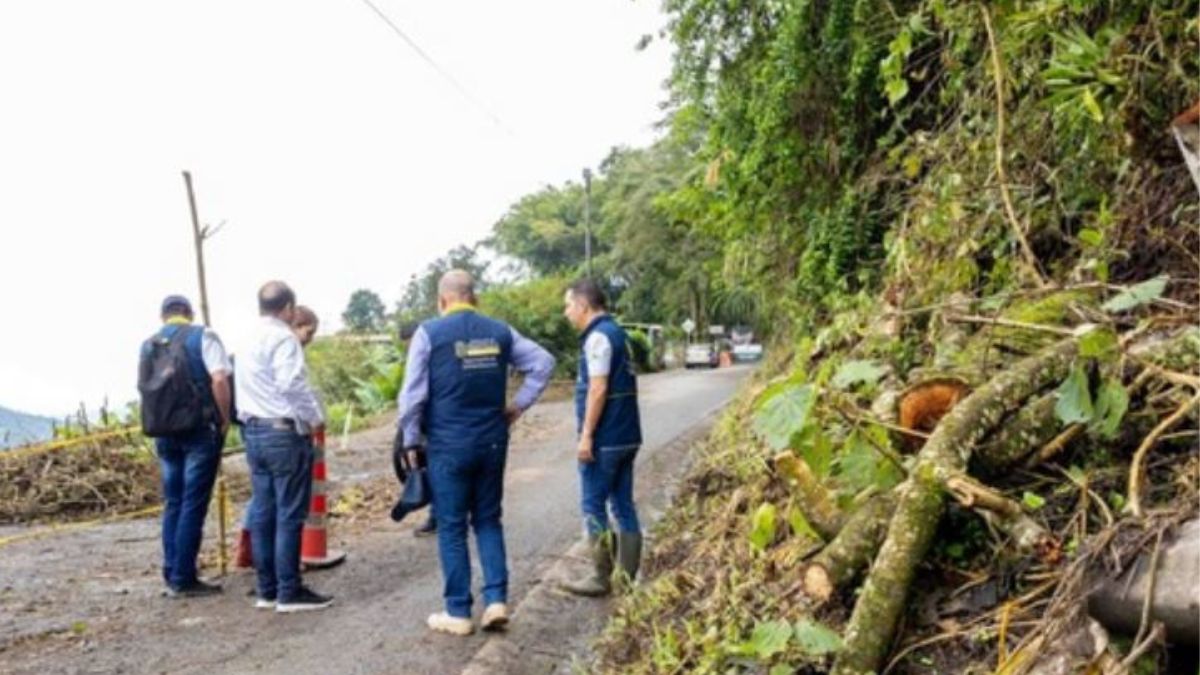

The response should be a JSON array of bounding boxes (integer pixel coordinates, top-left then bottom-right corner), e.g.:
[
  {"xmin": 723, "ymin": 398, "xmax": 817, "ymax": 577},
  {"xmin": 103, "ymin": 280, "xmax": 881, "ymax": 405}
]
[
  {"xmin": 421, "ymin": 308, "xmax": 514, "ymax": 451},
  {"xmin": 575, "ymin": 315, "xmax": 642, "ymax": 449}
]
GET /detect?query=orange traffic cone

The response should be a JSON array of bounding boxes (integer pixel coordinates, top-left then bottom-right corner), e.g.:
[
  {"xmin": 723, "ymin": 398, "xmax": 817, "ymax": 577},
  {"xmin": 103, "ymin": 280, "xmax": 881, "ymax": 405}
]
[
  {"xmin": 301, "ymin": 428, "xmax": 346, "ymax": 570},
  {"xmin": 235, "ymin": 527, "xmax": 253, "ymax": 569}
]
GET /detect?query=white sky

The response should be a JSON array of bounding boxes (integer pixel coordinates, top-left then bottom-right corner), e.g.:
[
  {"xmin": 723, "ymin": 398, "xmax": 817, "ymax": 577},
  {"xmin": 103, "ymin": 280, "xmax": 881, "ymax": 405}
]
[{"xmin": 0, "ymin": 0, "xmax": 673, "ymax": 416}]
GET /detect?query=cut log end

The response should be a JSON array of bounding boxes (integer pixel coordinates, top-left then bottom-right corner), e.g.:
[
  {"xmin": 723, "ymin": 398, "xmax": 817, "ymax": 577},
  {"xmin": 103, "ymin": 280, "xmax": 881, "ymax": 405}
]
[
  {"xmin": 804, "ymin": 564, "xmax": 834, "ymax": 603},
  {"xmin": 897, "ymin": 378, "xmax": 971, "ymax": 449}
]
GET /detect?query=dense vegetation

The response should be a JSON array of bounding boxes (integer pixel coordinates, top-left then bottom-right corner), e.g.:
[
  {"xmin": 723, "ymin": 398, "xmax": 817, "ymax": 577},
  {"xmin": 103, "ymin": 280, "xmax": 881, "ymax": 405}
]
[
  {"xmin": 333, "ymin": 18, "xmax": 1198, "ymax": 671},
  {"xmin": 556, "ymin": 0, "xmax": 1196, "ymax": 673}
]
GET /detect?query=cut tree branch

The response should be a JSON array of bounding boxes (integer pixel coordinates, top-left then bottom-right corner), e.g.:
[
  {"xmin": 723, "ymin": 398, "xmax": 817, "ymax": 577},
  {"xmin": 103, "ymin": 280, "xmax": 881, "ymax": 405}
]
[
  {"xmin": 832, "ymin": 338, "xmax": 1079, "ymax": 675},
  {"xmin": 1126, "ymin": 391, "xmax": 1200, "ymax": 517}
]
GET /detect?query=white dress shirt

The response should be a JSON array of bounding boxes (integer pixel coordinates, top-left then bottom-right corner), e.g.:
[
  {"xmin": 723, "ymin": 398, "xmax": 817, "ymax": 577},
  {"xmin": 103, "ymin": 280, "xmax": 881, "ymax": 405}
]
[{"xmin": 235, "ymin": 316, "xmax": 324, "ymax": 427}]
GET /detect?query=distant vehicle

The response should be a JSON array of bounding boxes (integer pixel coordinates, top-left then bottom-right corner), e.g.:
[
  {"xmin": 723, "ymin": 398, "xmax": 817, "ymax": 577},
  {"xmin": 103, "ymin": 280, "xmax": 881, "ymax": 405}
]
[
  {"xmin": 732, "ymin": 343, "xmax": 765, "ymax": 363},
  {"xmin": 729, "ymin": 326, "xmax": 764, "ymax": 362},
  {"xmin": 685, "ymin": 343, "xmax": 719, "ymax": 369}
]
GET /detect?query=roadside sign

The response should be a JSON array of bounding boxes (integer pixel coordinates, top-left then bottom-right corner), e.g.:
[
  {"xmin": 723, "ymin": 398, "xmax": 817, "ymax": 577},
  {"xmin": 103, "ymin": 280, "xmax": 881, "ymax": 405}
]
[{"xmin": 682, "ymin": 318, "xmax": 696, "ymax": 334}]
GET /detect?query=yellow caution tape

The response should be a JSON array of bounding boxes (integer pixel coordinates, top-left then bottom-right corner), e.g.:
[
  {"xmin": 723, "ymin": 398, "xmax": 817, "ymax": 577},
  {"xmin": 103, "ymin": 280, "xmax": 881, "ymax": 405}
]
[{"xmin": 0, "ymin": 505, "xmax": 164, "ymax": 550}]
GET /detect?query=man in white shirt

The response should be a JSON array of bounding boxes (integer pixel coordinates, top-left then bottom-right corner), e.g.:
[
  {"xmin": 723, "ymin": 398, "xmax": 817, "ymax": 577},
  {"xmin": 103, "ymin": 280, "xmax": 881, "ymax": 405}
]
[{"xmin": 235, "ymin": 281, "xmax": 332, "ymax": 613}]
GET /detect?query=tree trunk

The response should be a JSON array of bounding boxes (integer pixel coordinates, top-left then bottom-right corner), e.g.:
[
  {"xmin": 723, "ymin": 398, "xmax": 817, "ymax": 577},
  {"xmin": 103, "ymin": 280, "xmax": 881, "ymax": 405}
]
[
  {"xmin": 832, "ymin": 338, "xmax": 1081, "ymax": 675},
  {"xmin": 803, "ymin": 492, "xmax": 896, "ymax": 603}
]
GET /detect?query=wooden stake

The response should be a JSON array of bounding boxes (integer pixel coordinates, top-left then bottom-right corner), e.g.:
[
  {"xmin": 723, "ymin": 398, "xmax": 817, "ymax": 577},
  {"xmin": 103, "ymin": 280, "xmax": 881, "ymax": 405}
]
[{"xmin": 182, "ymin": 170, "xmax": 228, "ymax": 576}]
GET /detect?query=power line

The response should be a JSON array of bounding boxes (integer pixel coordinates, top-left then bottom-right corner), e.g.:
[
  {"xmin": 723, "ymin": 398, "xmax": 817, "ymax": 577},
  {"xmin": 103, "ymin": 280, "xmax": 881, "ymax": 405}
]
[{"xmin": 357, "ymin": 0, "xmax": 513, "ymax": 134}]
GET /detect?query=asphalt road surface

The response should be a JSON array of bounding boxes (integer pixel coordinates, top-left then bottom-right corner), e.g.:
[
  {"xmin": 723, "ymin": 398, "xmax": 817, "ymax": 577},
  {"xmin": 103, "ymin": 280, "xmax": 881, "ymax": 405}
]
[{"xmin": 0, "ymin": 365, "xmax": 750, "ymax": 675}]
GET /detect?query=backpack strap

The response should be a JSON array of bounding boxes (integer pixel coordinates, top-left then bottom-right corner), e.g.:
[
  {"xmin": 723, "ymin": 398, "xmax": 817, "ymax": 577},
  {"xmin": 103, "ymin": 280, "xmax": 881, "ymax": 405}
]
[{"xmin": 181, "ymin": 326, "xmax": 208, "ymax": 385}]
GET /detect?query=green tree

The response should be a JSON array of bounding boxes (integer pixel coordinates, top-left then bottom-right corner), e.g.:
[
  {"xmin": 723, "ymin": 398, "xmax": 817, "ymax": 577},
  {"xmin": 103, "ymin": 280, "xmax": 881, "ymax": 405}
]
[
  {"xmin": 488, "ymin": 183, "xmax": 606, "ymax": 277},
  {"xmin": 342, "ymin": 289, "xmax": 386, "ymax": 333},
  {"xmin": 394, "ymin": 245, "xmax": 491, "ymax": 325},
  {"xmin": 479, "ymin": 275, "xmax": 578, "ymax": 375}
]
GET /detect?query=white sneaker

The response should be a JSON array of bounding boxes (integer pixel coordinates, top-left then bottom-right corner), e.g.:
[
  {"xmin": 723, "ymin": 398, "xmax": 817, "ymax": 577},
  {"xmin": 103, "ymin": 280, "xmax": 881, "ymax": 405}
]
[
  {"xmin": 254, "ymin": 598, "xmax": 276, "ymax": 610},
  {"xmin": 481, "ymin": 603, "xmax": 509, "ymax": 631},
  {"xmin": 427, "ymin": 611, "xmax": 474, "ymax": 636}
]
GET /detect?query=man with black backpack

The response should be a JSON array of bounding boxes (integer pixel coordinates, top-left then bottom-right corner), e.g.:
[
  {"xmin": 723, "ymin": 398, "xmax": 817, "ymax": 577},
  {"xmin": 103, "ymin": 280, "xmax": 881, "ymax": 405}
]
[{"xmin": 138, "ymin": 294, "xmax": 233, "ymax": 598}]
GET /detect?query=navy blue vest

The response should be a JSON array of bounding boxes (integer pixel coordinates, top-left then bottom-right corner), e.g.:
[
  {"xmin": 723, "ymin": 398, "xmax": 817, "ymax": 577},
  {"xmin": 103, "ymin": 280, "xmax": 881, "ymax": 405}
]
[
  {"xmin": 575, "ymin": 315, "xmax": 642, "ymax": 449},
  {"xmin": 422, "ymin": 309, "xmax": 514, "ymax": 451}
]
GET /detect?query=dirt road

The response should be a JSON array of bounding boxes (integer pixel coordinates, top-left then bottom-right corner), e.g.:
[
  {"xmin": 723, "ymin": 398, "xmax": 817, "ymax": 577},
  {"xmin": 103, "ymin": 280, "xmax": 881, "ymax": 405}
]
[{"xmin": 0, "ymin": 366, "xmax": 750, "ymax": 675}]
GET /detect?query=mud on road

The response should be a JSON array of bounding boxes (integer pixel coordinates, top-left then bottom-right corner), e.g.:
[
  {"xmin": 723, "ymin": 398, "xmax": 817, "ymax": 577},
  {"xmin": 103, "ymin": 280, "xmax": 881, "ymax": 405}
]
[{"xmin": 0, "ymin": 366, "xmax": 751, "ymax": 675}]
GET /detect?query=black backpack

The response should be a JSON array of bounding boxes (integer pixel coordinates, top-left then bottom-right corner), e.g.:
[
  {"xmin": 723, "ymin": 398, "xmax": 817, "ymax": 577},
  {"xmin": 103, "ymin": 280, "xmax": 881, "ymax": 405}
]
[{"xmin": 138, "ymin": 325, "xmax": 210, "ymax": 437}]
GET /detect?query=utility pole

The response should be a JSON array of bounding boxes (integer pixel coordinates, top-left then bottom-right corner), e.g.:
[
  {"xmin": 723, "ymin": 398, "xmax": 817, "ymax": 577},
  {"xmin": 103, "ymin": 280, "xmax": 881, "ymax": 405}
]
[
  {"xmin": 582, "ymin": 167, "xmax": 593, "ymax": 279},
  {"xmin": 182, "ymin": 170, "xmax": 228, "ymax": 576}
]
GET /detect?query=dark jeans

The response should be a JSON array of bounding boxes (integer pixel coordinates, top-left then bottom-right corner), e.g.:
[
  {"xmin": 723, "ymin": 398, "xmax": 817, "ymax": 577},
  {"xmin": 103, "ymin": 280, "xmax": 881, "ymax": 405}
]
[
  {"xmin": 428, "ymin": 442, "xmax": 508, "ymax": 618},
  {"xmin": 244, "ymin": 423, "xmax": 313, "ymax": 602},
  {"xmin": 579, "ymin": 445, "xmax": 641, "ymax": 537},
  {"xmin": 156, "ymin": 427, "xmax": 222, "ymax": 589}
]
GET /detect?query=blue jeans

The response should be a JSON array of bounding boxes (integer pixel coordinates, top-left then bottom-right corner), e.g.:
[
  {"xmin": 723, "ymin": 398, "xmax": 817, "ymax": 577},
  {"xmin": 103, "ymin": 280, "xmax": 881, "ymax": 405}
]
[
  {"xmin": 427, "ymin": 442, "xmax": 508, "ymax": 618},
  {"xmin": 244, "ymin": 424, "xmax": 313, "ymax": 602},
  {"xmin": 579, "ymin": 445, "xmax": 641, "ymax": 537},
  {"xmin": 156, "ymin": 427, "xmax": 222, "ymax": 589}
]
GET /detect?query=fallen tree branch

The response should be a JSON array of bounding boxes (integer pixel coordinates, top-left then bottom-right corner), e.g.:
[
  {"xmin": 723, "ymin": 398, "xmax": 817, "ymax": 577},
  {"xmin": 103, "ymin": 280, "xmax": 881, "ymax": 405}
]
[
  {"xmin": 832, "ymin": 338, "xmax": 1080, "ymax": 675},
  {"xmin": 1130, "ymin": 528, "xmax": 1165, "ymax": 651},
  {"xmin": 977, "ymin": 392, "xmax": 1059, "ymax": 472},
  {"xmin": 803, "ymin": 492, "xmax": 896, "ymax": 603},
  {"xmin": 946, "ymin": 473, "xmax": 1052, "ymax": 552},
  {"xmin": 835, "ymin": 402, "xmax": 931, "ymax": 441},
  {"xmin": 1120, "ymin": 623, "xmax": 1166, "ymax": 669},
  {"xmin": 945, "ymin": 313, "xmax": 1076, "ymax": 337},
  {"xmin": 1030, "ymin": 423, "xmax": 1085, "ymax": 467},
  {"xmin": 773, "ymin": 453, "xmax": 845, "ymax": 540},
  {"xmin": 1127, "ymin": 391, "xmax": 1200, "ymax": 517}
]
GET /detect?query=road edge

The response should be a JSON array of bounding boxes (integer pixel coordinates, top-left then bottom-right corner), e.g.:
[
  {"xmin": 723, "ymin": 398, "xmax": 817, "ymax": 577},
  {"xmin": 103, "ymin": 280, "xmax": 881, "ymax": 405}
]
[{"xmin": 458, "ymin": 395, "xmax": 734, "ymax": 675}]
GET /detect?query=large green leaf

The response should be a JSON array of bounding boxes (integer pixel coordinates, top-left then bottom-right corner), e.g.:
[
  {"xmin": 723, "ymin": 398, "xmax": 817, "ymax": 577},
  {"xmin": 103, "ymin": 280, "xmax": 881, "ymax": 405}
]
[
  {"xmin": 794, "ymin": 426, "xmax": 834, "ymax": 478},
  {"xmin": 753, "ymin": 383, "xmax": 817, "ymax": 450},
  {"xmin": 749, "ymin": 503, "xmax": 778, "ymax": 552},
  {"xmin": 1090, "ymin": 377, "xmax": 1129, "ymax": 439},
  {"xmin": 793, "ymin": 619, "xmax": 842, "ymax": 656},
  {"xmin": 1102, "ymin": 276, "xmax": 1168, "ymax": 313},
  {"xmin": 745, "ymin": 620, "xmax": 793, "ymax": 659},
  {"xmin": 834, "ymin": 429, "xmax": 903, "ymax": 494},
  {"xmin": 1054, "ymin": 366, "xmax": 1094, "ymax": 425},
  {"xmin": 831, "ymin": 360, "xmax": 888, "ymax": 390}
]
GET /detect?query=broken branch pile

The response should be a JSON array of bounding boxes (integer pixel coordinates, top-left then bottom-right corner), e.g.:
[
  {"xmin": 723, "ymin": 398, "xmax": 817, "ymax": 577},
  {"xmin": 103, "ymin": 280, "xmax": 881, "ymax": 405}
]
[{"xmin": 0, "ymin": 439, "xmax": 160, "ymax": 524}]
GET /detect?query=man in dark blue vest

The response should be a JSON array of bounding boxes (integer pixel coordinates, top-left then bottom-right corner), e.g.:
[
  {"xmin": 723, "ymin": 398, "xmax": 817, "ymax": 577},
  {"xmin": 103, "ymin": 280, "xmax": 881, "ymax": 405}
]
[
  {"xmin": 139, "ymin": 295, "xmax": 233, "ymax": 597},
  {"xmin": 396, "ymin": 270, "xmax": 555, "ymax": 636},
  {"xmin": 560, "ymin": 279, "xmax": 643, "ymax": 597}
]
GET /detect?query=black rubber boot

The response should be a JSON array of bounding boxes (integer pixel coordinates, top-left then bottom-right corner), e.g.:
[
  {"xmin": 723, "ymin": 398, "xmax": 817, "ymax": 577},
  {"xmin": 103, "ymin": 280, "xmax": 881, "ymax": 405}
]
[
  {"xmin": 560, "ymin": 533, "xmax": 613, "ymax": 597},
  {"xmin": 614, "ymin": 532, "xmax": 642, "ymax": 590}
]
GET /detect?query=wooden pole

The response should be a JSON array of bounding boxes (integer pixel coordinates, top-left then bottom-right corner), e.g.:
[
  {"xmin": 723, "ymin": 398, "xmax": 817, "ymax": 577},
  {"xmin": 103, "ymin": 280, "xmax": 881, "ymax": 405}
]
[
  {"xmin": 183, "ymin": 171, "xmax": 211, "ymax": 326},
  {"xmin": 182, "ymin": 170, "xmax": 228, "ymax": 576}
]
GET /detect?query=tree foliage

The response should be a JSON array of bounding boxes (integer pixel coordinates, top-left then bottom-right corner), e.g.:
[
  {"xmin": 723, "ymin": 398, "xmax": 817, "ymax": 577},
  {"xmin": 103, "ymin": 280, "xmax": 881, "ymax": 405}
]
[
  {"xmin": 393, "ymin": 244, "xmax": 490, "ymax": 325},
  {"xmin": 341, "ymin": 289, "xmax": 386, "ymax": 333}
]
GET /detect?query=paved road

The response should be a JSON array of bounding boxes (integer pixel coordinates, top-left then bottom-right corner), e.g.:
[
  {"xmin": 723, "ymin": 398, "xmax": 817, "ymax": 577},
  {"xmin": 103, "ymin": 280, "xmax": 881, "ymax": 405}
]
[{"xmin": 0, "ymin": 366, "xmax": 750, "ymax": 675}]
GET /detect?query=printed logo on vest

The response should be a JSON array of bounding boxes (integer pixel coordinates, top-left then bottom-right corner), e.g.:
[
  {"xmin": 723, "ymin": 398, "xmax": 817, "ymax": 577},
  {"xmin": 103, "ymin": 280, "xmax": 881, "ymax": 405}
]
[{"xmin": 455, "ymin": 339, "xmax": 502, "ymax": 371}]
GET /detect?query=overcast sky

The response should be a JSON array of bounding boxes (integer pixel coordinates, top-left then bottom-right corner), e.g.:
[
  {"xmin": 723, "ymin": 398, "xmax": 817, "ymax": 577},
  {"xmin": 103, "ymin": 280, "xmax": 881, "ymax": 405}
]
[{"xmin": 0, "ymin": 0, "xmax": 673, "ymax": 416}]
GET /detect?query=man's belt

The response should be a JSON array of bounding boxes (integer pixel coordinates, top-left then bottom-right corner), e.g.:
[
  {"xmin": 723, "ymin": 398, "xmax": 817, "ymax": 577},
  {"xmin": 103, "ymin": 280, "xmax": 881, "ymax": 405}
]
[{"xmin": 244, "ymin": 417, "xmax": 297, "ymax": 431}]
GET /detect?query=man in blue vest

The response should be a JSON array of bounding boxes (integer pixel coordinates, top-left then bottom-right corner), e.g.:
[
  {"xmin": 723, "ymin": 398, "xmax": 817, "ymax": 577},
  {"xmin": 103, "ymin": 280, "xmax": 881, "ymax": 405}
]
[
  {"xmin": 560, "ymin": 279, "xmax": 643, "ymax": 597},
  {"xmin": 139, "ymin": 295, "xmax": 233, "ymax": 597},
  {"xmin": 396, "ymin": 269, "xmax": 555, "ymax": 636}
]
